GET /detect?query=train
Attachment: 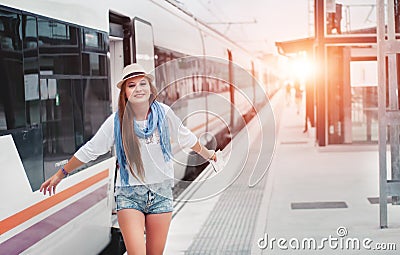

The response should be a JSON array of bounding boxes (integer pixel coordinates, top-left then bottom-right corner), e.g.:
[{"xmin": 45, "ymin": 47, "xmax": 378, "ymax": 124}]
[{"xmin": 0, "ymin": 0, "xmax": 282, "ymax": 254}]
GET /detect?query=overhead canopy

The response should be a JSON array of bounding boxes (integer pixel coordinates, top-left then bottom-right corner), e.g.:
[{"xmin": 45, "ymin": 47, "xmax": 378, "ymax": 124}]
[
  {"xmin": 275, "ymin": 26, "xmax": 379, "ymax": 56},
  {"xmin": 275, "ymin": 37, "xmax": 314, "ymax": 55}
]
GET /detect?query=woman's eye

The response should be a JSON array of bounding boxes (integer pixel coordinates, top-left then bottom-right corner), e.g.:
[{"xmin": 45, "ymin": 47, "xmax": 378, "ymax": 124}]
[
  {"xmin": 128, "ymin": 83, "xmax": 136, "ymax": 88},
  {"xmin": 140, "ymin": 81, "xmax": 147, "ymax": 86}
]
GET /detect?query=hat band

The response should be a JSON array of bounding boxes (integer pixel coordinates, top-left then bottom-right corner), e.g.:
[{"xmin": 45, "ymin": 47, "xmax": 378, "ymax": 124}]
[{"xmin": 123, "ymin": 71, "xmax": 146, "ymax": 80}]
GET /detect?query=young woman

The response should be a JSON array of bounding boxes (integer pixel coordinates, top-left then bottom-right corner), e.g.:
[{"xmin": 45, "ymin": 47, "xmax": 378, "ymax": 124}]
[{"xmin": 40, "ymin": 63, "xmax": 217, "ymax": 255}]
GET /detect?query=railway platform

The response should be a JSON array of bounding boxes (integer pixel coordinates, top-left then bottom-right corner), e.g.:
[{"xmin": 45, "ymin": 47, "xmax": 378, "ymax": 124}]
[{"xmin": 164, "ymin": 91, "xmax": 400, "ymax": 254}]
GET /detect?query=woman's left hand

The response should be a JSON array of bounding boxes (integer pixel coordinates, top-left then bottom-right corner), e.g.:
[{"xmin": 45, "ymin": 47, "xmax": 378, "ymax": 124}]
[
  {"xmin": 40, "ymin": 171, "xmax": 64, "ymax": 196},
  {"xmin": 209, "ymin": 151, "xmax": 217, "ymax": 162},
  {"xmin": 192, "ymin": 141, "xmax": 217, "ymax": 162}
]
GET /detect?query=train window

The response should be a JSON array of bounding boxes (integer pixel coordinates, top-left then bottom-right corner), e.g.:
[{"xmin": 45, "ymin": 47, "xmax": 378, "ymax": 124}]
[
  {"xmin": 0, "ymin": 11, "xmax": 22, "ymax": 51},
  {"xmin": 37, "ymin": 19, "xmax": 78, "ymax": 47},
  {"xmin": 0, "ymin": 10, "xmax": 25, "ymax": 130},
  {"xmin": 82, "ymin": 78, "xmax": 109, "ymax": 142},
  {"xmin": 0, "ymin": 105, "xmax": 6, "ymax": 130},
  {"xmin": 0, "ymin": 7, "xmax": 112, "ymax": 189},
  {"xmin": 84, "ymin": 30, "xmax": 99, "ymax": 48},
  {"xmin": 109, "ymin": 22, "xmax": 124, "ymax": 38},
  {"xmin": 83, "ymin": 29, "xmax": 107, "ymax": 51},
  {"xmin": 41, "ymin": 79, "xmax": 75, "ymax": 178},
  {"xmin": 38, "ymin": 18, "xmax": 80, "ymax": 75},
  {"xmin": 72, "ymin": 80, "xmax": 84, "ymax": 147},
  {"xmin": 23, "ymin": 15, "xmax": 41, "ymax": 127},
  {"xmin": 0, "ymin": 9, "xmax": 45, "ymax": 191},
  {"xmin": 82, "ymin": 53, "xmax": 107, "ymax": 76},
  {"xmin": 39, "ymin": 55, "xmax": 80, "ymax": 75},
  {"xmin": 82, "ymin": 29, "xmax": 108, "ymax": 77},
  {"xmin": 23, "ymin": 15, "xmax": 37, "ymax": 44},
  {"xmin": 23, "ymin": 15, "xmax": 38, "ymax": 69}
]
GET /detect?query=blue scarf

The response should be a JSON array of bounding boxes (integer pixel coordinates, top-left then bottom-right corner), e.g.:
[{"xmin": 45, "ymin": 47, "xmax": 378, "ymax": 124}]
[{"xmin": 114, "ymin": 101, "xmax": 171, "ymax": 184}]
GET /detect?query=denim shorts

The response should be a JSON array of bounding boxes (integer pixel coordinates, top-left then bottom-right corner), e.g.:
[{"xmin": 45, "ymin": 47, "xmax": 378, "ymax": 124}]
[{"xmin": 115, "ymin": 184, "xmax": 173, "ymax": 214}]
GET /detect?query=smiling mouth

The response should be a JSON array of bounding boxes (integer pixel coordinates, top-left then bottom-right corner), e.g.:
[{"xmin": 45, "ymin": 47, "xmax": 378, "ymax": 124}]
[{"xmin": 134, "ymin": 94, "xmax": 146, "ymax": 97}]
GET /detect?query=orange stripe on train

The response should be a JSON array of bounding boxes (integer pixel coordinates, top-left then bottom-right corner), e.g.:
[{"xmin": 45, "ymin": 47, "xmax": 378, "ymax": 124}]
[{"xmin": 0, "ymin": 169, "xmax": 109, "ymax": 235}]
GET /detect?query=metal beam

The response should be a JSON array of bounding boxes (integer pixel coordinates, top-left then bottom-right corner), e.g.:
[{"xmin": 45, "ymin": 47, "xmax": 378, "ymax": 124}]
[
  {"xmin": 377, "ymin": 0, "xmax": 388, "ymax": 228},
  {"xmin": 377, "ymin": 0, "xmax": 400, "ymax": 228}
]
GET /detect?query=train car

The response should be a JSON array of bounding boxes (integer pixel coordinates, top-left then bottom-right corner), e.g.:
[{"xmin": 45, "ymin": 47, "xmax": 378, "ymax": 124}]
[{"xmin": 0, "ymin": 0, "xmax": 281, "ymax": 254}]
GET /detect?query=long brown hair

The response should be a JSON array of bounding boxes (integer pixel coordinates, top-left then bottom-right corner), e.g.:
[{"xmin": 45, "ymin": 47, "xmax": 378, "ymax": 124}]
[{"xmin": 118, "ymin": 77, "xmax": 158, "ymax": 181}]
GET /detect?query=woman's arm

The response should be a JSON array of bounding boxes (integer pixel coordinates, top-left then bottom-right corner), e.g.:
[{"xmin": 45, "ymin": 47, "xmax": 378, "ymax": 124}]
[
  {"xmin": 162, "ymin": 104, "xmax": 217, "ymax": 161},
  {"xmin": 40, "ymin": 113, "xmax": 115, "ymax": 196},
  {"xmin": 163, "ymin": 104, "xmax": 217, "ymax": 162},
  {"xmin": 39, "ymin": 156, "xmax": 84, "ymax": 196},
  {"xmin": 191, "ymin": 140, "xmax": 217, "ymax": 161}
]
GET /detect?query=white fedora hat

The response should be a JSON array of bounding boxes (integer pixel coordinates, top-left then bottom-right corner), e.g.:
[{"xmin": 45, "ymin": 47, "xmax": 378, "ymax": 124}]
[{"xmin": 116, "ymin": 63, "xmax": 154, "ymax": 89}]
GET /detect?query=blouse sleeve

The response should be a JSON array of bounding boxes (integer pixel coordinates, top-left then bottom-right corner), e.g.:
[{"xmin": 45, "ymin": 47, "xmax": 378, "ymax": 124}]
[
  {"xmin": 74, "ymin": 113, "xmax": 115, "ymax": 163},
  {"xmin": 163, "ymin": 104, "xmax": 198, "ymax": 149}
]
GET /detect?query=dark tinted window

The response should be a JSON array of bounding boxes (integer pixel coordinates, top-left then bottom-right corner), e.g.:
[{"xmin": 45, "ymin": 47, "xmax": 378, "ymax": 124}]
[
  {"xmin": 83, "ymin": 78, "xmax": 109, "ymax": 141},
  {"xmin": 83, "ymin": 29, "xmax": 107, "ymax": 51},
  {"xmin": 0, "ymin": 7, "xmax": 111, "ymax": 186},
  {"xmin": 0, "ymin": 10, "xmax": 44, "ymax": 191},
  {"xmin": 42, "ymin": 79, "xmax": 75, "ymax": 178},
  {"xmin": 39, "ymin": 55, "xmax": 80, "ymax": 75},
  {"xmin": 82, "ymin": 53, "xmax": 107, "ymax": 76},
  {"xmin": 38, "ymin": 18, "xmax": 80, "ymax": 75},
  {"xmin": 0, "ymin": 10, "xmax": 24, "ymax": 130},
  {"xmin": 38, "ymin": 19, "xmax": 78, "ymax": 47},
  {"xmin": 23, "ymin": 15, "xmax": 40, "ymax": 126},
  {"xmin": 82, "ymin": 28, "xmax": 108, "ymax": 76},
  {"xmin": 72, "ymin": 80, "xmax": 84, "ymax": 148}
]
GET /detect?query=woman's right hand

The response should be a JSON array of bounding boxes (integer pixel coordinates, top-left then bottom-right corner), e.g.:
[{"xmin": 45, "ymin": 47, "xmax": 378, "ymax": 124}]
[{"xmin": 39, "ymin": 171, "xmax": 64, "ymax": 196}]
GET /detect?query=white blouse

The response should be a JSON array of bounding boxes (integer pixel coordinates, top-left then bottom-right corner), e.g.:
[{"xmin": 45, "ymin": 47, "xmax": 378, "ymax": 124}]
[{"xmin": 74, "ymin": 103, "xmax": 197, "ymax": 190}]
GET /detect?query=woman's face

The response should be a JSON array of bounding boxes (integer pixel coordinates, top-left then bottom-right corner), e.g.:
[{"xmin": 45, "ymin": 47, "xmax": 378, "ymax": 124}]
[{"xmin": 125, "ymin": 75, "xmax": 151, "ymax": 105}]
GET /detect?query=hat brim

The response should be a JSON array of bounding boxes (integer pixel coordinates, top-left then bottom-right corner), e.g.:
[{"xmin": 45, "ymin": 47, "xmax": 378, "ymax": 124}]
[{"xmin": 116, "ymin": 73, "xmax": 154, "ymax": 89}]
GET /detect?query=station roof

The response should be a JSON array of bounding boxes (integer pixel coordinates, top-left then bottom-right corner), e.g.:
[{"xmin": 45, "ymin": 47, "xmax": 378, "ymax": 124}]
[
  {"xmin": 275, "ymin": 27, "xmax": 380, "ymax": 56},
  {"xmin": 275, "ymin": 37, "xmax": 314, "ymax": 55}
]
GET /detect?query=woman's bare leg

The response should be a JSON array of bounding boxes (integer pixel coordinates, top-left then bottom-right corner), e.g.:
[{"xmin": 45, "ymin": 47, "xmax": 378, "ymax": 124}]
[
  {"xmin": 117, "ymin": 209, "xmax": 146, "ymax": 255},
  {"xmin": 145, "ymin": 212, "xmax": 172, "ymax": 255}
]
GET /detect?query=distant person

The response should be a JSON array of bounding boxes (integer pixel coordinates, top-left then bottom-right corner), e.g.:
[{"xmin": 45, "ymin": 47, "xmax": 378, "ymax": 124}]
[
  {"xmin": 285, "ymin": 81, "xmax": 291, "ymax": 106},
  {"xmin": 294, "ymin": 79, "xmax": 302, "ymax": 114},
  {"xmin": 40, "ymin": 63, "xmax": 217, "ymax": 254}
]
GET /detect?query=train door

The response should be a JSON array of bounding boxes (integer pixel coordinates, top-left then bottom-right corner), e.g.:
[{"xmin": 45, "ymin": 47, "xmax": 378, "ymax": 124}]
[
  {"xmin": 109, "ymin": 38, "xmax": 123, "ymax": 112},
  {"xmin": 132, "ymin": 17, "xmax": 155, "ymax": 73},
  {"xmin": 109, "ymin": 11, "xmax": 134, "ymax": 110},
  {"xmin": 108, "ymin": 14, "xmax": 155, "ymax": 108}
]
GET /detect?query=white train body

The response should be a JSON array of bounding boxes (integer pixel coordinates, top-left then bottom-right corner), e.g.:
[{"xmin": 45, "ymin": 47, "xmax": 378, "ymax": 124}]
[
  {"xmin": 0, "ymin": 135, "xmax": 115, "ymax": 255},
  {"xmin": 0, "ymin": 0, "xmax": 280, "ymax": 254}
]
